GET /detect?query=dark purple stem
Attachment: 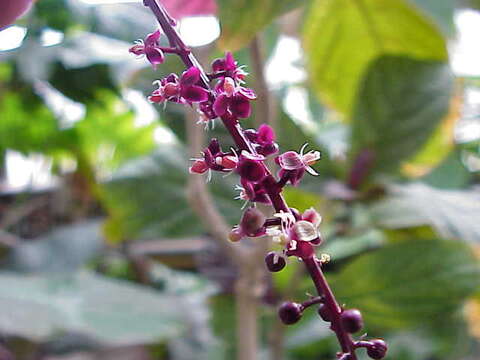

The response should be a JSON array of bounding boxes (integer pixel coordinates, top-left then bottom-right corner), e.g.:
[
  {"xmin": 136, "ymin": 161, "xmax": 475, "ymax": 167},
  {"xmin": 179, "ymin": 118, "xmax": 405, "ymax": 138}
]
[{"xmin": 143, "ymin": 0, "xmax": 358, "ymax": 358}]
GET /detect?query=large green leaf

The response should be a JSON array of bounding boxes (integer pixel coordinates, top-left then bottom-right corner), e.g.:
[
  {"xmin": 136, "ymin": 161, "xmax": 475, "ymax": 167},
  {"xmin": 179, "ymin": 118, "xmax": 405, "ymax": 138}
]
[
  {"xmin": 303, "ymin": 0, "xmax": 447, "ymax": 116},
  {"xmin": 370, "ymin": 183, "xmax": 480, "ymax": 243},
  {"xmin": 332, "ymin": 238, "xmax": 480, "ymax": 329},
  {"xmin": 217, "ymin": 0, "xmax": 305, "ymax": 51},
  {"xmin": 0, "ymin": 270, "xmax": 185, "ymax": 344},
  {"xmin": 101, "ymin": 145, "xmax": 241, "ymax": 243},
  {"xmin": 350, "ymin": 56, "xmax": 453, "ymax": 176}
]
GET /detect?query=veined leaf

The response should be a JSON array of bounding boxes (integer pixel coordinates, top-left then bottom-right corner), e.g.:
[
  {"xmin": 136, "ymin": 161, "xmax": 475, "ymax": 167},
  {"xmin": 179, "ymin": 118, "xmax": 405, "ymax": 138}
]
[
  {"xmin": 350, "ymin": 56, "xmax": 453, "ymax": 176},
  {"xmin": 332, "ymin": 238, "xmax": 480, "ymax": 329}
]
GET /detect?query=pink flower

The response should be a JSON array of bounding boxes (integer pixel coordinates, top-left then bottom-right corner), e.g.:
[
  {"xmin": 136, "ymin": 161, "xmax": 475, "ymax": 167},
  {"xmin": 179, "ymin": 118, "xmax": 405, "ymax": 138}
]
[
  {"xmin": 211, "ymin": 52, "xmax": 247, "ymax": 83},
  {"xmin": 149, "ymin": 67, "xmax": 209, "ymax": 104},
  {"xmin": 276, "ymin": 144, "xmax": 321, "ymax": 186},
  {"xmin": 129, "ymin": 30, "xmax": 165, "ymax": 69}
]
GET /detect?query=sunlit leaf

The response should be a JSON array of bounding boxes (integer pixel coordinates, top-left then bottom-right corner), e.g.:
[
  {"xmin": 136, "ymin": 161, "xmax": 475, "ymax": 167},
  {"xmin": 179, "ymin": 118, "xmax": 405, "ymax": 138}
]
[
  {"xmin": 217, "ymin": 0, "xmax": 305, "ymax": 51},
  {"xmin": 304, "ymin": 0, "xmax": 447, "ymax": 117}
]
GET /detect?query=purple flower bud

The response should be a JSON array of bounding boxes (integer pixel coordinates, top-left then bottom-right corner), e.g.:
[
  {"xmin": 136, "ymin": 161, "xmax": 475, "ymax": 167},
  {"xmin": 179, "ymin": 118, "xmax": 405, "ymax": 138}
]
[
  {"xmin": 366, "ymin": 339, "xmax": 387, "ymax": 360},
  {"xmin": 237, "ymin": 152, "xmax": 266, "ymax": 183},
  {"xmin": 181, "ymin": 66, "xmax": 201, "ymax": 86},
  {"xmin": 257, "ymin": 143, "xmax": 279, "ymax": 156},
  {"xmin": 265, "ymin": 252, "xmax": 286, "ymax": 272},
  {"xmin": 231, "ymin": 94, "xmax": 252, "ymax": 118},
  {"xmin": 212, "ymin": 58, "xmax": 226, "ymax": 72},
  {"xmin": 240, "ymin": 207, "xmax": 266, "ymax": 236},
  {"xmin": 340, "ymin": 309, "xmax": 363, "ymax": 333},
  {"xmin": 317, "ymin": 303, "xmax": 331, "ymax": 322},
  {"xmin": 257, "ymin": 124, "xmax": 276, "ymax": 145},
  {"xmin": 278, "ymin": 302, "xmax": 303, "ymax": 325}
]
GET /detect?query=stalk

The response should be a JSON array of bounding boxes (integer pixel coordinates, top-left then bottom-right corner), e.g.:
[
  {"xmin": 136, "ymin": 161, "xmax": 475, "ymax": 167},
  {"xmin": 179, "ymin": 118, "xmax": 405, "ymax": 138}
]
[{"xmin": 138, "ymin": 1, "xmax": 386, "ymax": 358}]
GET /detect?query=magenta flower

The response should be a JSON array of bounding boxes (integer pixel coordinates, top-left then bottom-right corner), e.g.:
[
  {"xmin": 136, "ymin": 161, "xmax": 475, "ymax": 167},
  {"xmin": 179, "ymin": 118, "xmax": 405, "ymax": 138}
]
[
  {"xmin": 189, "ymin": 139, "xmax": 238, "ymax": 179},
  {"xmin": 129, "ymin": 30, "xmax": 165, "ymax": 69},
  {"xmin": 149, "ymin": 67, "xmax": 209, "ymax": 105},
  {"xmin": 236, "ymin": 151, "xmax": 266, "ymax": 183},
  {"xmin": 211, "ymin": 52, "xmax": 247, "ymax": 83},
  {"xmin": 213, "ymin": 77, "xmax": 256, "ymax": 119}
]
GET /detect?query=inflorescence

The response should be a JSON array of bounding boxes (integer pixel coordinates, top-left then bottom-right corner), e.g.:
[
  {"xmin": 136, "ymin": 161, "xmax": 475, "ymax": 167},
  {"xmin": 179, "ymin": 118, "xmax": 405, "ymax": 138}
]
[{"xmin": 131, "ymin": 1, "xmax": 387, "ymax": 359}]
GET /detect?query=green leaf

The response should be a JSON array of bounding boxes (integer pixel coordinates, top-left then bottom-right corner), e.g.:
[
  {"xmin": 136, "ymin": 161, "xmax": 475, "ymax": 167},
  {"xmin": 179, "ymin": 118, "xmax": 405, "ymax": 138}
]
[
  {"xmin": 217, "ymin": 0, "xmax": 305, "ymax": 51},
  {"xmin": 350, "ymin": 56, "xmax": 453, "ymax": 176},
  {"xmin": 332, "ymin": 238, "xmax": 480, "ymax": 329},
  {"xmin": 370, "ymin": 183, "xmax": 480, "ymax": 243},
  {"xmin": 303, "ymin": 0, "xmax": 447, "ymax": 116},
  {"xmin": 0, "ymin": 270, "xmax": 185, "ymax": 344},
  {"xmin": 101, "ymin": 145, "xmax": 241, "ymax": 243}
]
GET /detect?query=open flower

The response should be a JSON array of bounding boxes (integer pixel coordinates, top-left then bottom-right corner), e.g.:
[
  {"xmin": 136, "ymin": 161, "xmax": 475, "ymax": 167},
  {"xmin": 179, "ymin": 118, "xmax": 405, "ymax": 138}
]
[
  {"xmin": 149, "ymin": 67, "xmax": 209, "ymax": 105},
  {"xmin": 213, "ymin": 77, "xmax": 256, "ymax": 119},
  {"xmin": 276, "ymin": 144, "xmax": 321, "ymax": 186},
  {"xmin": 129, "ymin": 30, "xmax": 165, "ymax": 69}
]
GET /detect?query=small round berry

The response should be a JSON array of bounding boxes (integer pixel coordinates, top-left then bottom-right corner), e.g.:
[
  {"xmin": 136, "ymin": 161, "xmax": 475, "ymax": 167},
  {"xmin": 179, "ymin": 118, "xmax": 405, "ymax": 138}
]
[
  {"xmin": 366, "ymin": 339, "xmax": 387, "ymax": 359},
  {"xmin": 278, "ymin": 302, "xmax": 303, "ymax": 325},
  {"xmin": 317, "ymin": 303, "xmax": 331, "ymax": 322},
  {"xmin": 340, "ymin": 309, "xmax": 364, "ymax": 333},
  {"xmin": 265, "ymin": 252, "xmax": 286, "ymax": 272},
  {"xmin": 240, "ymin": 207, "xmax": 266, "ymax": 236}
]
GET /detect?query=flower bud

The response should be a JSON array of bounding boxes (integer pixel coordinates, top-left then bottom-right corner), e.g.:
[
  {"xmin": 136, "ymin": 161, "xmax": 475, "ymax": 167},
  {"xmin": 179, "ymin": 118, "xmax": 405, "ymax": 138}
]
[
  {"xmin": 237, "ymin": 158, "xmax": 265, "ymax": 183},
  {"xmin": 257, "ymin": 124, "xmax": 276, "ymax": 145},
  {"xmin": 317, "ymin": 303, "xmax": 331, "ymax": 322},
  {"xmin": 240, "ymin": 207, "xmax": 266, "ymax": 237},
  {"xmin": 265, "ymin": 252, "xmax": 286, "ymax": 272},
  {"xmin": 278, "ymin": 302, "xmax": 303, "ymax": 325},
  {"xmin": 211, "ymin": 58, "xmax": 226, "ymax": 72},
  {"xmin": 366, "ymin": 339, "xmax": 387, "ymax": 359},
  {"xmin": 340, "ymin": 309, "xmax": 363, "ymax": 333}
]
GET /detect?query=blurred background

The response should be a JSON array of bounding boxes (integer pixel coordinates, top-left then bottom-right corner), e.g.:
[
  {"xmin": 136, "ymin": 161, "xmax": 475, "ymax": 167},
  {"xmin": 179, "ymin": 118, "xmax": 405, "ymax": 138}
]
[{"xmin": 1, "ymin": 0, "xmax": 480, "ymax": 359}]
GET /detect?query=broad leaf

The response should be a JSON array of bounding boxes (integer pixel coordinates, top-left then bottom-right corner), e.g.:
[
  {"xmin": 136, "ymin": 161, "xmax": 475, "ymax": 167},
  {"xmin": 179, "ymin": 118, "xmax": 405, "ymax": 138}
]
[
  {"xmin": 350, "ymin": 56, "xmax": 453, "ymax": 176},
  {"xmin": 0, "ymin": 270, "xmax": 185, "ymax": 344},
  {"xmin": 370, "ymin": 182, "xmax": 480, "ymax": 243},
  {"xmin": 304, "ymin": 0, "xmax": 447, "ymax": 116},
  {"xmin": 217, "ymin": 0, "xmax": 305, "ymax": 51},
  {"xmin": 332, "ymin": 238, "xmax": 480, "ymax": 329}
]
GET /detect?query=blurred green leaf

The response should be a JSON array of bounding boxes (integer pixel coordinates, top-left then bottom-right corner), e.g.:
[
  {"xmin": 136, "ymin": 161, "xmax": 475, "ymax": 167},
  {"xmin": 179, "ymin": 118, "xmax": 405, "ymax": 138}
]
[
  {"xmin": 332, "ymin": 238, "xmax": 480, "ymax": 329},
  {"xmin": 304, "ymin": 0, "xmax": 447, "ymax": 117},
  {"xmin": 420, "ymin": 151, "xmax": 472, "ymax": 189},
  {"xmin": 101, "ymin": 145, "xmax": 241, "ymax": 243},
  {"xmin": 217, "ymin": 0, "xmax": 305, "ymax": 51},
  {"xmin": 410, "ymin": 0, "xmax": 455, "ymax": 35},
  {"xmin": 350, "ymin": 56, "xmax": 453, "ymax": 177},
  {"xmin": 370, "ymin": 182, "xmax": 480, "ymax": 243},
  {"xmin": 8, "ymin": 220, "xmax": 103, "ymax": 273},
  {"xmin": 322, "ymin": 229, "xmax": 385, "ymax": 261},
  {"xmin": 0, "ymin": 270, "xmax": 185, "ymax": 344}
]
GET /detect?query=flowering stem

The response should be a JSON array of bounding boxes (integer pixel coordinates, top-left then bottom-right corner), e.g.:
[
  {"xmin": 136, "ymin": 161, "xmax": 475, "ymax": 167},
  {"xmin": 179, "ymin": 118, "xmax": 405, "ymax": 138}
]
[{"xmin": 143, "ymin": 0, "xmax": 360, "ymax": 358}]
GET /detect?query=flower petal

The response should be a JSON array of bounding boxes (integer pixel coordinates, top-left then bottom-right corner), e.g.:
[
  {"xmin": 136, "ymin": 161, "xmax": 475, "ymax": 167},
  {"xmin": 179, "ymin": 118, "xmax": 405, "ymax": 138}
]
[
  {"xmin": 146, "ymin": 47, "xmax": 165, "ymax": 67},
  {"xmin": 145, "ymin": 30, "xmax": 161, "ymax": 47},
  {"xmin": 181, "ymin": 85, "xmax": 209, "ymax": 103},
  {"xmin": 238, "ymin": 86, "xmax": 257, "ymax": 100},
  {"xmin": 213, "ymin": 94, "xmax": 230, "ymax": 117},
  {"xmin": 181, "ymin": 66, "xmax": 201, "ymax": 86},
  {"xmin": 231, "ymin": 94, "xmax": 251, "ymax": 118},
  {"xmin": 278, "ymin": 151, "xmax": 303, "ymax": 170}
]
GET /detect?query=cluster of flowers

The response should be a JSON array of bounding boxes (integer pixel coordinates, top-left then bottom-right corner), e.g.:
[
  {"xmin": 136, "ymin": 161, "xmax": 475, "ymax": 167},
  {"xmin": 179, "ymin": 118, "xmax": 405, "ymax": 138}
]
[{"xmin": 130, "ymin": 23, "xmax": 386, "ymax": 360}]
